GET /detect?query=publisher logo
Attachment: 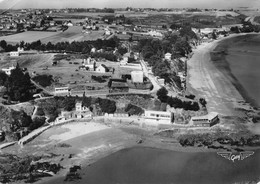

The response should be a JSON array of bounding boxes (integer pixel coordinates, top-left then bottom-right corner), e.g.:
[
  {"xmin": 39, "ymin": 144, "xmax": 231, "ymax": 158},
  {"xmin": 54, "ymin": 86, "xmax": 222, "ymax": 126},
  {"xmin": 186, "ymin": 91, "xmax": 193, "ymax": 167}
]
[{"xmin": 217, "ymin": 151, "xmax": 254, "ymax": 162}]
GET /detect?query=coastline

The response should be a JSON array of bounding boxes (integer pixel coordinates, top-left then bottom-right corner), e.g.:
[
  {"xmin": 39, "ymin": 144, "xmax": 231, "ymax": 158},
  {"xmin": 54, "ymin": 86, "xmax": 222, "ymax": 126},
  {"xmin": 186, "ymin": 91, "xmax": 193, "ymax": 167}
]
[
  {"xmin": 212, "ymin": 34, "xmax": 260, "ymax": 108},
  {"xmin": 187, "ymin": 33, "xmax": 260, "ymax": 117}
]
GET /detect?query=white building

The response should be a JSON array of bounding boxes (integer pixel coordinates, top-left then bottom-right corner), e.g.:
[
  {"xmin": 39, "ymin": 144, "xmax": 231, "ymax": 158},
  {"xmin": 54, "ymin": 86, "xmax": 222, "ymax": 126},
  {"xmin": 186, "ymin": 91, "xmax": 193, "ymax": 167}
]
[
  {"xmin": 148, "ymin": 30, "xmax": 163, "ymax": 37},
  {"xmin": 131, "ymin": 71, "xmax": 144, "ymax": 83},
  {"xmin": 95, "ymin": 64, "xmax": 109, "ymax": 73},
  {"xmin": 144, "ymin": 110, "xmax": 174, "ymax": 124},
  {"xmin": 165, "ymin": 53, "xmax": 172, "ymax": 60},
  {"xmin": 10, "ymin": 51, "xmax": 19, "ymax": 57},
  {"xmin": 120, "ymin": 56, "xmax": 128, "ymax": 66},
  {"xmin": 54, "ymin": 86, "xmax": 70, "ymax": 95},
  {"xmin": 17, "ymin": 47, "xmax": 24, "ymax": 53},
  {"xmin": 83, "ymin": 57, "xmax": 96, "ymax": 71},
  {"xmin": 2, "ymin": 65, "xmax": 15, "ymax": 75},
  {"xmin": 190, "ymin": 112, "xmax": 219, "ymax": 127}
]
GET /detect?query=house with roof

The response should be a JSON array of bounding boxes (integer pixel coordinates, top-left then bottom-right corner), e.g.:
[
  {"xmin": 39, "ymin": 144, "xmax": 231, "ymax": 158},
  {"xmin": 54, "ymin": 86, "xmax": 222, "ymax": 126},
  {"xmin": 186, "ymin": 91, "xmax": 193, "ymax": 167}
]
[
  {"xmin": 190, "ymin": 112, "xmax": 219, "ymax": 127},
  {"xmin": 165, "ymin": 53, "xmax": 172, "ymax": 60},
  {"xmin": 2, "ymin": 65, "xmax": 15, "ymax": 75},
  {"xmin": 95, "ymin": 64, "xmax": 110, "ymax": 73},
  {"xmin": 55, "ymin": 101, "xmax": 92, "ymax": 123}
]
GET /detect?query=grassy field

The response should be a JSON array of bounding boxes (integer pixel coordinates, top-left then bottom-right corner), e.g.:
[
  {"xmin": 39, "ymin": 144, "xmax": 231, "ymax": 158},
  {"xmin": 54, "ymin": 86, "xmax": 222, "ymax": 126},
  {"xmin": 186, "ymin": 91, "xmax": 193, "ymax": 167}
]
[
  {"xmin": 0, "ymin": 26, "xmax": 105, "ymax": 45},
  {"xmin": 0, "ymin": 31, "xmax": 59, "ymax": 44},
  {"xmin": 41, "ymin": 26, "xmax": 105, "ymax": 43}
]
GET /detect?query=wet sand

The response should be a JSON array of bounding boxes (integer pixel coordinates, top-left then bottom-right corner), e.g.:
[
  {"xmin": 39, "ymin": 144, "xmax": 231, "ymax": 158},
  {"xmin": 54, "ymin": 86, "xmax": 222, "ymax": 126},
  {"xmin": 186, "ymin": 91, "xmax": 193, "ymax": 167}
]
[{"xmin": 187, "ymin": 34, "xmax": 259, "ymax": 116}]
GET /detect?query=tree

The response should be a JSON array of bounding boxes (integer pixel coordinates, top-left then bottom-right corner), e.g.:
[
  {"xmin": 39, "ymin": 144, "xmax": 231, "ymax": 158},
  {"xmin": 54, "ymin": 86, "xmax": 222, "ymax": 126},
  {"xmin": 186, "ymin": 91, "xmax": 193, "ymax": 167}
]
[
  {"xmin": 0, "ymin": 40, "xmax": 7, "ymax": 50},
  {"xmin": 212, "ymin": 32, "xmax": 217, "ymax": 40},
  {"xmin": 6, "ymin": 65, "xmax": 33, "ymax": 102},
  {"xmin": 157, "ymin": 87, "xmax": 168, "ymax": 103}
]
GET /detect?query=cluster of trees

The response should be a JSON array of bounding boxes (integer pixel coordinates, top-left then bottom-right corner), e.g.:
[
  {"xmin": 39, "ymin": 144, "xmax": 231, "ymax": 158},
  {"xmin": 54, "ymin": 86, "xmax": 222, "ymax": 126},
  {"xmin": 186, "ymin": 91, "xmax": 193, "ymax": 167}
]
[
  {"xmin": 1, "ymin": 38, "xmax": 119, "ymax": 54},
  {"xmin": 91, "ymin": 51, "xmax": 117, "ymax": 61},
  {"xmin": 0, "ymin": 40, "xmax": 18, "ymax": 52},
  {"xmin": 0, "ymin": 65, "xmax": 36, "ymax": 102},
  {"xmin": 32, "ymin": 74, "xmax": 53, "ymax": 87},
  {"xmin": 157, "ymin": 87, "xmax": 200, "ymax": 111},
  {"xmin": 230, "ymin": 22, "xmax": 260, "ymax": 33},
  {"xmin": 82, "ymin": 94, "xmax": 116, "ymax": 114},
  {"xmin": 133, "ymin": 26, "xmax": 195, "ymax": 85},
  {"xmin": 125, "ymin": 103, "xmax": 144, "ymax": 116}
]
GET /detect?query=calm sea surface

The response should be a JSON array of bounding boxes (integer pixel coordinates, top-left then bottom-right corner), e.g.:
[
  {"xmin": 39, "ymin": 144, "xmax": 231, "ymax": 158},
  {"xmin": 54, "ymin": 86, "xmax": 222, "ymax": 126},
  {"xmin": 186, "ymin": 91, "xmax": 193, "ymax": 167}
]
[{"xmin": 81, "ymin": 147, "xmax": 260, "ymax": 184}]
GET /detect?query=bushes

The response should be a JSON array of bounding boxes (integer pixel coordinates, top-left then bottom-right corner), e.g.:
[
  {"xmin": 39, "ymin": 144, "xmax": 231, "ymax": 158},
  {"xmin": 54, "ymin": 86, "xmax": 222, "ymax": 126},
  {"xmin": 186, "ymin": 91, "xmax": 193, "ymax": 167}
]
[
  {"xmin": 32, "ymin": 75, "xmax": 53, "ymax": 87},
  {"xmin": 125, "ymin": 104, "xmax": 144, "ymax": 116},
  {"xmin": 29, "ymin": 117, "xmax": 46, "ymax": 131},
  {"xmin": 91, "ymin": 75, "xmax": 107, "ymax": 83},
  {"xmin": 96, "ymin": 98, "xmax": 116, "ymax": 114},
  {"xmin": 156, "ymin": 87, "xmax": 200, "ymax": 111}
]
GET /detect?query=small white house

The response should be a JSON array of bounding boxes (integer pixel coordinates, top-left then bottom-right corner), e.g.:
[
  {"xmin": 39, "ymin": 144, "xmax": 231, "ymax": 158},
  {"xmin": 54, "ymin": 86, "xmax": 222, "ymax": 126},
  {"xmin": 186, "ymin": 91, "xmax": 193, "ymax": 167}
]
[
  {"xmin": 120, "ymin": 56, "xmax": 128, "ymax": 66},
  {"xmin": 10, "ymin": 51, "xmax": 20, "ymax": 57},
  {"xmin": 91, "ymin": 48, "xmax": 96, "ymax": 53},
  {"xmin": 165, "ymin": 53, "xmax": 172, "ymax": 60},
  {"xmin": 83, "ymin": 58, "xmax": 96, "ymax": 71},
  {"xmin": 17, "ymin": 47, "xmax": 24, "ymax": 52},
  {"xmin": 67, "ymin": 22, "xmax": 73, "ymax": 27},
  {"xmin": 54, "ymin": 86, "xmax": 70, "ymax": 95},
  {"xmin": 144, "ymin": 110, "xmax": 174, "ymax": 124},
  {"xmin": 2, "ymin": 65, "xmax": 15, "ymax": 75},
  {"xmin": 191, "ymin": 112, "xmax": 219, "ymax": 127},
  {"xmin": 95, "ymin": 64, "xmax": 109, "ymax": 73}
]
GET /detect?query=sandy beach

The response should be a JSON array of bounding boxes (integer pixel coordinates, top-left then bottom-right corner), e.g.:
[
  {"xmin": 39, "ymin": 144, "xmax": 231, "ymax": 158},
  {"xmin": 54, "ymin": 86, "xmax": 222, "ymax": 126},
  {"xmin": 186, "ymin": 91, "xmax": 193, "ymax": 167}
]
[{"xmin": 187, "ymin": 34, "xmax": 259, "ymax": 117}]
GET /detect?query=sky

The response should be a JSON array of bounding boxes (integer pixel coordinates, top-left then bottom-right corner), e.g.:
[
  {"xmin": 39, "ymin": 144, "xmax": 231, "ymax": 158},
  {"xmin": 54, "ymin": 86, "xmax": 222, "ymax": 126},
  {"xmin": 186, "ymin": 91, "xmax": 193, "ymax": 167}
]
[{"xmin": 0, "ymin": 0, "xmax": 259, "ymax": 9}]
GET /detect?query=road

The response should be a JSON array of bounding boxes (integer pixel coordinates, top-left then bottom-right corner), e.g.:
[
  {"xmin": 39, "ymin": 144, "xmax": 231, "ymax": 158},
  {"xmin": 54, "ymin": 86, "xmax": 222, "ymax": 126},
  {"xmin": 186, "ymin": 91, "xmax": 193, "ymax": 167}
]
[{"xmin": 140, "ymin": 59, "xmax": 161, "ymax": 94}]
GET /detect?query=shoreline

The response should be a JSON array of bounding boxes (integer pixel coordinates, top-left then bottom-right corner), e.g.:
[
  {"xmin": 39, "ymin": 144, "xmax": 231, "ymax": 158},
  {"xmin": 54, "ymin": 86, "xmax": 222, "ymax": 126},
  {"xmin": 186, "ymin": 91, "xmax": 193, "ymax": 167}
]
[
  {"xmin": 212, "ymin": 34, "xmax": 260, "ymax": 108},
  {"xmin": 187, "ymin": 33, "xmax": 260, "ymax": 117}
]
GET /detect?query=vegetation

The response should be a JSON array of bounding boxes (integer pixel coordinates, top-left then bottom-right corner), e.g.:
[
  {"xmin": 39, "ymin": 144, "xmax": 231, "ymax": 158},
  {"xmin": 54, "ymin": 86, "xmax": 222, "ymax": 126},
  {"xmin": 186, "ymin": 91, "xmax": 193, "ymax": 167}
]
[
  {"xmin": 0, "ymin": 154, "xmax": 62, "ymax": 183},
  {"xmin": 1, "ymin": 65, "xmax": 36, "ymax": 102},
  {"xmin": 32, "ymin": 75, "xmax": 53, "ymax": 87},
  {"xmin": 125, "ymin": 104, "xmax": 144, "ymax": 116},
  {"xmin": 157, "ymin": 87, "xmax": 200, "ymax": 111},
  {"xmin": 177, "ymin": 132, "xmax": 260, "ymax": 147}
]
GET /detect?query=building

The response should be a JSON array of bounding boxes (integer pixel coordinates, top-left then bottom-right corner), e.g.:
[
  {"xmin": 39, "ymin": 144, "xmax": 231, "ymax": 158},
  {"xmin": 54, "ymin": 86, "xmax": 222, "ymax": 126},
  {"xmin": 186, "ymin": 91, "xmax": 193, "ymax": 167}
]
[
  {"xmin": 55, "ymin": 101, "xmax": 92, "ymax": 123},
  {"xmin": 83, "ymin": 57, "xmax": 96, "ymax": 71},
  {"xmin": 120, "ymin": 56, "xmax": 128, "ymax": 66},
  {"xmin": 10, "ymin": 51, "xmax": 20, "ymax": 57},
  {"xmin": 2, "ymin": 65, "xmax": 15, "ymax": 75},
  {"xmin": 144, "ymin": 110, "xmax": 174, "ymax": 124},
  {"xmin": 131, "ymin": 71, "xmax": 144, "ymax": 83},
  {"xmin": 95, "ymin": 64, "xmax": 109, "ymax": 73},
  {"xmin": 74, "ymin": 101, "xmax": 92, "ymax": 119},
  {"xmin": 165, "ymin": 53, "xmax": 172, "ymax": 60},
  {"xmin": 190, "ymin": 112, "xmax": 219, "ymax": 127},
  {"xmin": 54, "ymin": 86, "xmax": 70, "ymax": 96},
  {"xmin": 17, "ymin": 47, "xmax": 24, "ymax": 52}
]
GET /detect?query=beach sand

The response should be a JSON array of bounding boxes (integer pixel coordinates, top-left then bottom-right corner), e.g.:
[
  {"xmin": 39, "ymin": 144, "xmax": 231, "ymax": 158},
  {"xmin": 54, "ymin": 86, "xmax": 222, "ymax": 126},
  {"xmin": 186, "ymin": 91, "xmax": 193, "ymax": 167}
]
[{"xmin": 187, "ymin": 35, "xmax": 257, "ymax": 117}]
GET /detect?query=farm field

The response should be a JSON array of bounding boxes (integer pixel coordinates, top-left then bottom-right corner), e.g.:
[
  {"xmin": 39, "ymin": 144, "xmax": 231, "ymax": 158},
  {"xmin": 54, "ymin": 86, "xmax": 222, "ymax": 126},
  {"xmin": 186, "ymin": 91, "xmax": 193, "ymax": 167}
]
[
  {"xmin": 41, "ymin": 26, "xmax": 105, "ymax": 43},
  {"xmin": 0, "ymin": 31, "xmax": 59, "ymax": 44},
  {"xmin": 0, "ymin": 26, "xmax": 105, "ymax": 45}
]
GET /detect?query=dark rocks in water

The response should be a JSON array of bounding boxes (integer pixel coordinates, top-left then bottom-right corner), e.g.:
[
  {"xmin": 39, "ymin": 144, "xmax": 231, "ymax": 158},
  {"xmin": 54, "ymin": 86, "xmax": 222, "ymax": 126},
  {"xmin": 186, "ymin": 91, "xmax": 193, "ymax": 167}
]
[{"xmin": 64, "ymin": 165, "xmax": 82, "ymax": 182}]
